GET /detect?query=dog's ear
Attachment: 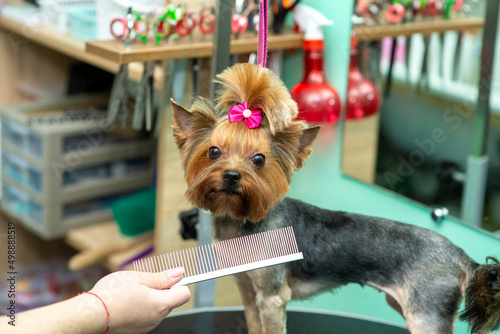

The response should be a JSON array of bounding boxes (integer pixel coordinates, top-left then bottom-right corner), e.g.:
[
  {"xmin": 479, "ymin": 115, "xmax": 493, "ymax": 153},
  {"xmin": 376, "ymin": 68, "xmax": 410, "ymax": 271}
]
[
  {"xmin": 171, "ymin": 99, "xmax": 192, "ymax": 137},
  {"xmin": 171, "ymin": 98, "xmax": 218, "ymax": 155},
  {"xmin": 296, "ymin": 126, "xmax": 321, "ymax": 170}
]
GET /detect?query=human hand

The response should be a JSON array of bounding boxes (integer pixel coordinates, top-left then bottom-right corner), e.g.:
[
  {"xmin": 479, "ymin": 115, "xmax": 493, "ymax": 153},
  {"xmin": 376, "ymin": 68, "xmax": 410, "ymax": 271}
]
[{"xmin": 82, "ymin": 268, "xmax": 191, "ymax": 334}]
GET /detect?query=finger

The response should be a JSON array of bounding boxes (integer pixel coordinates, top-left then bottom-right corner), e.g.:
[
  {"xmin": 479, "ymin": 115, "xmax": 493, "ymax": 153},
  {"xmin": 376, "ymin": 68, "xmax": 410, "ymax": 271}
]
[
  {"xmin": 155, "ymin": 286, "xmax": 191, "ymax": 310},
  {"xmin": 139, "ymin": 267, "xmax": 185, "ymax": 290}
]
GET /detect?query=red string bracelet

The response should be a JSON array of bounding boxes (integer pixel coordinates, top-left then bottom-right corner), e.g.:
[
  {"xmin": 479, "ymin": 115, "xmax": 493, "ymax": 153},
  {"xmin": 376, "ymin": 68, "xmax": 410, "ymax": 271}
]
[{"xmin": 79, "ymin": 291, "xmax": 110, "ymax": 334}]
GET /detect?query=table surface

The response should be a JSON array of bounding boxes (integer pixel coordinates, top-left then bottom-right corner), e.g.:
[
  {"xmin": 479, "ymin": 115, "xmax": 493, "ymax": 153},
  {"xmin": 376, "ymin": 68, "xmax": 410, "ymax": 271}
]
[{"xmin": 150, "ymin": 308, "xmax": 409, "ymax": 334}]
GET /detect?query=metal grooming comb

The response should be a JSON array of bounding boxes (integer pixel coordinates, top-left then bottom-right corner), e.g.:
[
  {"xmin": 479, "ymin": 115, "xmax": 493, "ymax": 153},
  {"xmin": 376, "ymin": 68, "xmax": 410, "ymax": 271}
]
[{"xmin": 133, "ymin": 226, "xmax": 303, "ymax": 287}]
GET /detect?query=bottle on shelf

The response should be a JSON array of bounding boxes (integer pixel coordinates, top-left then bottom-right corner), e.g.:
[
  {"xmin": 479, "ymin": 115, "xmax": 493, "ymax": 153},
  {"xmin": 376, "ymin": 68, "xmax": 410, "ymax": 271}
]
[{"xmin": 290, "ymin": 4, "xmax": 342, "ymax": 124}]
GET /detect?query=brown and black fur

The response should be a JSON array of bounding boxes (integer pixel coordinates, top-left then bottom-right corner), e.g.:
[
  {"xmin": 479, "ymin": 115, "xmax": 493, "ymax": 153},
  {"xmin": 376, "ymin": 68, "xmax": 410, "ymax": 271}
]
[{"xmin": 171, "ymin": 62, "xmax": 500, "ymax": 334}]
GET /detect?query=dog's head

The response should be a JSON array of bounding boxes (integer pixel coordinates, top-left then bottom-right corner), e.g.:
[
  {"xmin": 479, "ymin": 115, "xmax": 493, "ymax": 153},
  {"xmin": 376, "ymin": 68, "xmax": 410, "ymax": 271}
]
[{"xmin": 172, "ymin": 63, "xmax": 320, "ymax": 222}]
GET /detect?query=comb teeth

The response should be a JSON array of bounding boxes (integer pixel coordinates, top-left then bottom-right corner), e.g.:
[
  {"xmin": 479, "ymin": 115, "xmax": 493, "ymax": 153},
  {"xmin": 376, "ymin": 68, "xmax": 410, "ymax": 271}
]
[{"xmin": 133, "ymin": 226, "xmax": 302, "ymax": 287}]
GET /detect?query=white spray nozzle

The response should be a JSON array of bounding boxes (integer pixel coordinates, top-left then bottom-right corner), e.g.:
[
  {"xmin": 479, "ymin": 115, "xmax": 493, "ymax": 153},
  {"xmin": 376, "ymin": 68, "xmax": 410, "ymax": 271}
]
[{"xmin": 293, "ymin": 4, "xmax": 333, "ymax": 41}]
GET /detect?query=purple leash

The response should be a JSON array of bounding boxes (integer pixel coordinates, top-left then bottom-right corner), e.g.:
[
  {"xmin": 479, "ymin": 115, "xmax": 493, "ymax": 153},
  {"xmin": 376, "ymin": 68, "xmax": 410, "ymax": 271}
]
[{"xmin": 257, "ymin": 0, "xmax": 268, "ymax": 68}]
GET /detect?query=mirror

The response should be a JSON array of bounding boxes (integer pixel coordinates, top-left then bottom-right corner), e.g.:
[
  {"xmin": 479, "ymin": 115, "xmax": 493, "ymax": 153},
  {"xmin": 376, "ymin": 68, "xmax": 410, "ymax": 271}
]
[{"xmin": 342, "ymin": 0, "xmax": 500, "ymax": 231}]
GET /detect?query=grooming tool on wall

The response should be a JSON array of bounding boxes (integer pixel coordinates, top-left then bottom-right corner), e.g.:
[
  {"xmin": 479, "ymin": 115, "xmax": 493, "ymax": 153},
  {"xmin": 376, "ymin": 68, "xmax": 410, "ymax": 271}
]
[
  {"xmin": 232, "ymin": 0, "xmax": 257, "ymax": 38},
  {"xmin": 110, "ymin": 7, "xmax": 174, "ymax": 47},
  {"xmin": 110, "ymin": 7, "xmax": 135, "ymax": 47},
  {"xmin": 172, "ymin": 6, "xmax": 216, "ymax": 40},
  {"xmin": 131, "ymin": 4, "xmax": 182, "ymax": 46},
  {"xmin": 181, "ymin": 7, "xmax": 215, "ymax": 108},
  {"xmin": 144, "ymin": 62, "xmax": 155, "ymax": 131},
  {"xmin": 132, "ymin": 61, "xmax": 155, "ymax": 131},
  {"xmin": 272, "ymin": 0, "xmax": 300, "ymax": 34},
  {"xmin": 107, "ymin": 7, "xmax": 137, "ymax": 124},
  {"xmin": 107, "ymin": 64, "xmax": 128, "ymax": 123},
  {"xmin": 193, "ymin": 8, "xmax": 215, "ymax": 95},
  {"xmin": 152, "ymin": 11, "xmax": 172, "ymax": 46},
  {"xmin": 199, "ymin": 7, "xmax": 216, "ymax": 36},
  {"xmin": 132, "ymin": 65, "xmax": 148, "ymax": 130},
  {"xmin": 175, "ymin": 12, "xmax": 197, "ymax": 39},
  {"xmin": 131, "ymin": 10, "xmax": 172, "ymax": 46},
  {"xmin": 133, "ymin": 226, "xmax": 303, "ymax": 287},
  {"xmin": 165, "ymin": 4, "xmax": 185, "ymax": 42},
  {"xmin": 132, "ymin": 10, "xmax": 150, "ymax": 45},
  {"xmin": 232, "ymin": 14, "xmax": 248, "ymax": 37}
]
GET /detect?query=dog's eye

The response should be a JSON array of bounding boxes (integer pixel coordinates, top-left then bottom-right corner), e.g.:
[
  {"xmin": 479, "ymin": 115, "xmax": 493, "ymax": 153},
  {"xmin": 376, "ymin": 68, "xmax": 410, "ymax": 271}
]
[
  {"xmin": 208, "ymin": 147, "xmax": 221, "ymax": 160},
  {"xmin": 251, "ymin": 154, "xmax": 266, "ymax": 168}
]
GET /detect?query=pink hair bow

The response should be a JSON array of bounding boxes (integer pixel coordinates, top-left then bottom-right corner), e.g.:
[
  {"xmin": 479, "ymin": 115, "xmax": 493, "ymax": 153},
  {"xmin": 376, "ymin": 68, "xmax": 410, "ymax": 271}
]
[{"xmin": 228, "ymin": 101, "xmax": 263, "ymax": 129}]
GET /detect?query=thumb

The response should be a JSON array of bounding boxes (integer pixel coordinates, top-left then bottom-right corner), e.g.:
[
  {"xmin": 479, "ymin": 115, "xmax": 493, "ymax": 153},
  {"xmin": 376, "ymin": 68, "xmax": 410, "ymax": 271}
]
[{"xmin": 140, "ymin": 267, "xmax": 185, "ymax": 290}]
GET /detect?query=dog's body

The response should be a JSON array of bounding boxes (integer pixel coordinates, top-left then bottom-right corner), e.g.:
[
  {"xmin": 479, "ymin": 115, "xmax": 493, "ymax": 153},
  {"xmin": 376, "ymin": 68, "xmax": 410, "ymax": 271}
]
[
  {"xmin": 172, "ymin": 63, "xmax": 500, "ymax": 334},
  {"xmin": 213, "ymin": 198, "xmax": 477, "ymax": 334}
]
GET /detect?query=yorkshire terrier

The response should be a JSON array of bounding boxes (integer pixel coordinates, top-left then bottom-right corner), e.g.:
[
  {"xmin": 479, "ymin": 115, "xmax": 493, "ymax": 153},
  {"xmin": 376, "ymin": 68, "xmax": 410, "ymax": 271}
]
[{"xmin": 171, "ymin": 62, "xmax": 500, "ymax": 334}]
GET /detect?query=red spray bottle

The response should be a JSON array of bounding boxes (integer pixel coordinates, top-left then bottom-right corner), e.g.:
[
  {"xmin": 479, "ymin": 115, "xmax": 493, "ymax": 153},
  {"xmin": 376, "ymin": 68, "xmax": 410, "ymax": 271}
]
[{"xmin": 290, "ymin": 5, "xmax": 341, "ymax": 124}]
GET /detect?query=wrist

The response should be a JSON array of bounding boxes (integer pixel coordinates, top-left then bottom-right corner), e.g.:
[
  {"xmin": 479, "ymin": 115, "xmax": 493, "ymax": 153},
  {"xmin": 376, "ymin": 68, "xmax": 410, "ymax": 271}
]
[{"xmin": 76, "ymin": 292, "xmax": 110, "ymax": 334}]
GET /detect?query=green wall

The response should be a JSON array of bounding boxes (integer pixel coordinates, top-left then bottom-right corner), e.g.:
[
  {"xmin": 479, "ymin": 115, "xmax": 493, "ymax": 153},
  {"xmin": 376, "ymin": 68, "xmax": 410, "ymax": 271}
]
[{"xmin": 283, "ymin": 1, "xmax": 500, "ymax": 332}]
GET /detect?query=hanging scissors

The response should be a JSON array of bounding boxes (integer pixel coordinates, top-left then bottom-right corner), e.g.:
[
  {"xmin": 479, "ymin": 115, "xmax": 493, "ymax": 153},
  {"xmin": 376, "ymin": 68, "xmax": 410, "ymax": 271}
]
[
  {"xmin": 164, "ymin": 4, "xmax": 185, "ymax": 42},
  {"xmin": 133, "ymin": 9, "xmax": 173, "ymax": 46},
  {"xmin": 107, "ymin": 9, "xmax": 135, "ymax": 122},
  {"xmin": 135, "ymin": 11, "xmax": 172, "ymax": 46},
  {"xmin": 151, "ymin": 11, "xmax": 172, "ymax": 46},
  {"xmin": 176, "ymin": 12, "xmax": 197, "ymax": 38},
  {"xmin": 199, "ymin": 7, "xmax": 215, "ymax": 35},
  {"xmin": 133, "ymin": 10, "xmax": 150, "ymax": 45},
  {"xmin": 176, "ymin": 7, "xmax": 216, "ymax": 38},
  {"xmin": 232, "ymin": 0, "xmax": 259, "ymax": 37},
  {"xmin": 110, "ymin": 7, "xmax": 135, "ymax": 47}
]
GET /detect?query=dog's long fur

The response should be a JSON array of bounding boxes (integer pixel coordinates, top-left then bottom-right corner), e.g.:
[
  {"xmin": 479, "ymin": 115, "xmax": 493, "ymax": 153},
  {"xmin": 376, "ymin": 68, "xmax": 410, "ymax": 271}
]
[{"xmin": 172, "ymin": 63, "xmax": 500, "ymax": 334}]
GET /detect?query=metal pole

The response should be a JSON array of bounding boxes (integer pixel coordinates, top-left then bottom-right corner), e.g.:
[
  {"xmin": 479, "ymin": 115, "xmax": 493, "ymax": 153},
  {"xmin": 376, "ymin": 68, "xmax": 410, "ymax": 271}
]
[
  {"xmin": 461, "ymin": 0, "xmax": 499, "ymax": 226},
  {"xmin": 210, "ymin": 0, "xmax": 233, "ymax": 99},
  {"xmin": 194, "ymin": 0, "xmax": 233, "ymax": 309}
]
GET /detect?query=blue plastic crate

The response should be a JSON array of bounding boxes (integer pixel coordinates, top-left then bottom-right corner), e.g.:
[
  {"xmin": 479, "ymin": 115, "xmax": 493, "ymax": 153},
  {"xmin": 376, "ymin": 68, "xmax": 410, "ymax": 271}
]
[{"xmin": 68, "ymin": 6, "xmax": 97, "ymax": 41}]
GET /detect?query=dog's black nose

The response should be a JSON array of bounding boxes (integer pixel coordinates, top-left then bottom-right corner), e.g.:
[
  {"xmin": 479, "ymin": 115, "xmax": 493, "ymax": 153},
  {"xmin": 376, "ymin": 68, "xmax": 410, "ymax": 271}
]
[{"xmin": 223, "ymin": 170, "xmax": 241, "ymax": 187}]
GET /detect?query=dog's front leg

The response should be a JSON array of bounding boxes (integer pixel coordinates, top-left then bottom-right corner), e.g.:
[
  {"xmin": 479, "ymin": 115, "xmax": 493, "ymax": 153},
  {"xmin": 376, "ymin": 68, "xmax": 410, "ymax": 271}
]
[
  {"xmin": 236, "ymin": 279, "xmax": 262, "ymax": 334},
  {"xmin": 256, "ymin": 284, "xmax": 292, "ymax": 334}
]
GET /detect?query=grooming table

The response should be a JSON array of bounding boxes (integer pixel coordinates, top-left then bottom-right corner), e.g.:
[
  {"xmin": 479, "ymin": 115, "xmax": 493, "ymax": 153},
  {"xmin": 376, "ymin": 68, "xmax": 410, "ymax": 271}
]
[{"xmin": 149, "ymin": 307, "xmax": 409, "ymax": 333}]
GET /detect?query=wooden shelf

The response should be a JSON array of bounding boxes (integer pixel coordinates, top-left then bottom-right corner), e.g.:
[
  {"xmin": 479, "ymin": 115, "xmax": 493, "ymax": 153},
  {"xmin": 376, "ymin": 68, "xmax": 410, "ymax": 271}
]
[
  {"xmin": 0, "ymin": 16, "xmax": 148, "ymax": 83},
  {"xmin": 0, "ymin": 16, "xmax": 121, "ymax": 72},
  {"xmin": 353, "ymin": 17, "xmax": 484, "ymax": 42},
  {"xmin": 85, "ymin": 30, "xmax": 303, "ymax": 64}
]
